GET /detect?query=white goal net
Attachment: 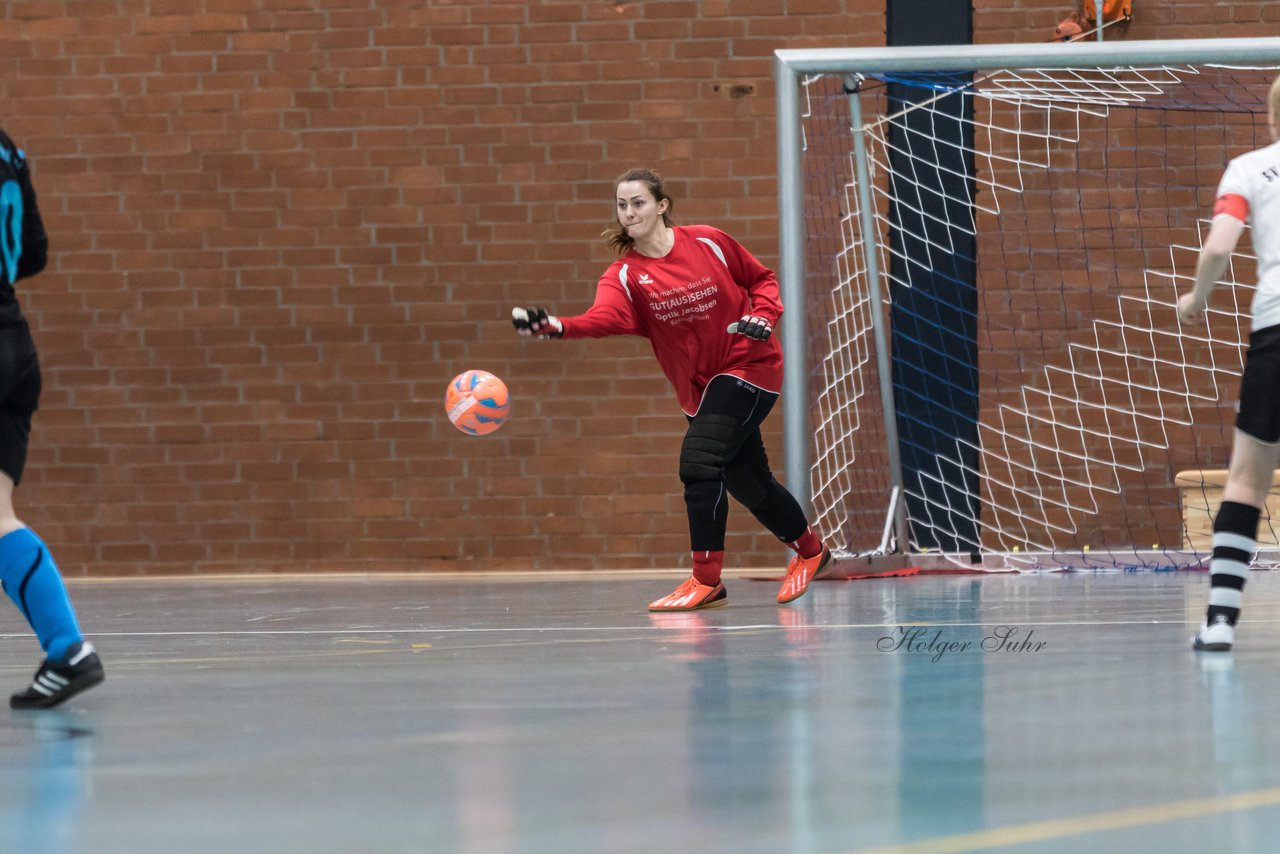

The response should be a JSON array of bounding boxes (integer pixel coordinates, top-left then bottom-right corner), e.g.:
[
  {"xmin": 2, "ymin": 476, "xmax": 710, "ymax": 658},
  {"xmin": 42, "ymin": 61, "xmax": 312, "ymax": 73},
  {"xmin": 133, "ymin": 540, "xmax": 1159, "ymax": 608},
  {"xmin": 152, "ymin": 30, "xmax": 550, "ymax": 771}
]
[{"xmin": 777, "ymin": 40, "xmax": 1280, "ymax": 570}]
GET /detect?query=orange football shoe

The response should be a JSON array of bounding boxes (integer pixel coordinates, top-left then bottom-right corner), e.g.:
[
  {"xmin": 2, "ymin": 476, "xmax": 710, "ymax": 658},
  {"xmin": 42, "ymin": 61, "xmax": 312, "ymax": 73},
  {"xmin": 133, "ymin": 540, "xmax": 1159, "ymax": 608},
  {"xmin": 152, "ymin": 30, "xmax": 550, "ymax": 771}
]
[
  {"xmin": 648, "ymin": 577, "xmax": 728, "ymax": 612},
  {"xmin": 777, "ymin": 547, "xmax": 832, "ymax": 604}
]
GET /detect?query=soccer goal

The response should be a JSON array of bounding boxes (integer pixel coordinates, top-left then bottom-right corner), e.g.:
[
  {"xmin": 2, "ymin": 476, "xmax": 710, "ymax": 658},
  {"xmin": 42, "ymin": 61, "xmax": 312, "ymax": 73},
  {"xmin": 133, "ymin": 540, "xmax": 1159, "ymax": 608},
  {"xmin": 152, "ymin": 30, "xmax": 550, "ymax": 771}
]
[{"xmin": 776, "ymin": 38, "xmax": 1280, "ymax": 571}]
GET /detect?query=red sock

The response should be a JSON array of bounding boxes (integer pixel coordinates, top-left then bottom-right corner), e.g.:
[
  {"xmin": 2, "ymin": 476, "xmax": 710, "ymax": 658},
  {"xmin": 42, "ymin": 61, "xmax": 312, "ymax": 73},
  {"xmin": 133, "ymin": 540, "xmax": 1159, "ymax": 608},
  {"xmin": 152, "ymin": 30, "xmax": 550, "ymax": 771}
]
[
  {"xmin": 787, "ymin": 527, "xmax": 824, "ymax": 559},
  {"xmin": 692, "ymin": 550, "xmax": 724, "ymax": 586}
]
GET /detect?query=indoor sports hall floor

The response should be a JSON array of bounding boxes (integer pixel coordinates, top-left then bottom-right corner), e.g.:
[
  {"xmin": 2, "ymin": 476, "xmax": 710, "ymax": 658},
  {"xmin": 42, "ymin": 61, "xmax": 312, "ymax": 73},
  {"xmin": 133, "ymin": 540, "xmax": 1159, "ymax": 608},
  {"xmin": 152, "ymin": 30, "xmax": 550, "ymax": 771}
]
[{"xmin": 2, "ymin": 570, "xmax": 1280, "ymax": 854}]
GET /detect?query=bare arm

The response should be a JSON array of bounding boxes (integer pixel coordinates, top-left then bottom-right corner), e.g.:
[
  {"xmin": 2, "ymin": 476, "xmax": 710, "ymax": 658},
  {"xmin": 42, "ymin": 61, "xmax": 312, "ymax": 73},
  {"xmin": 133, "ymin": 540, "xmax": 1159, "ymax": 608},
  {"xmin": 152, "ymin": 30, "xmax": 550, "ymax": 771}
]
[{"xmin": 1178, "ymin": 214, "xmax": 1246, "ymax": 323}]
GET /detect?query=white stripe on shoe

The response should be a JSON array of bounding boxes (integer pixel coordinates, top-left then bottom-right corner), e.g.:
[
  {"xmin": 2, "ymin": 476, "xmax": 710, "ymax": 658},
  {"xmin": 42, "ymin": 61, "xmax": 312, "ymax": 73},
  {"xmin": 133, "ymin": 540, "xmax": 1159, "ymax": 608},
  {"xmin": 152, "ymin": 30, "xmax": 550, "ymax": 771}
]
[
  {"xmin": 35, "ymin": 674, "xmax": 68, "ymax": 694},
  {"xmin": 68, "ymin": 642, "xmax": 95, "ymax": 666}
]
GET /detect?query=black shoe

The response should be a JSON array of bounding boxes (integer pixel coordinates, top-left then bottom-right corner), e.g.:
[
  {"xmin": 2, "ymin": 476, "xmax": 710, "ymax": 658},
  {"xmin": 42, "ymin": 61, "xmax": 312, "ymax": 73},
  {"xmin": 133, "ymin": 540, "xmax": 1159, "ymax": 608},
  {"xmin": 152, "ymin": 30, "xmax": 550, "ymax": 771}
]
[{"xmin": 10, "ymin": 641, "xmax": 104, "ymax": 710}]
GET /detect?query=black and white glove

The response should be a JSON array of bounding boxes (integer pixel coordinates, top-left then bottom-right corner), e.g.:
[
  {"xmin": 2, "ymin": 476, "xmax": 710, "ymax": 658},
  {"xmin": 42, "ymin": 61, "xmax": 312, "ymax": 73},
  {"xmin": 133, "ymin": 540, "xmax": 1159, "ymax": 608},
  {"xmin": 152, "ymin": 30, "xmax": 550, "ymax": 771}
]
[
  {"xmin": 728, "ymin": 314, "xmax": 773, "ymax": 341},
  {"xmin": 511, "ymin": 306, "xmax": 563, "ymax": 338}
]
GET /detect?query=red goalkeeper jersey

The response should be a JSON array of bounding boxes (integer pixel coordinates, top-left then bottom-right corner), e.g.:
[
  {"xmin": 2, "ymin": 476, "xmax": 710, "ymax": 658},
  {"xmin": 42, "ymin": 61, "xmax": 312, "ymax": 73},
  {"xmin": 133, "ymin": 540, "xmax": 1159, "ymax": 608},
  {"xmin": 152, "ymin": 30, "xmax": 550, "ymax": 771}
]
[{"xmin": 559, "ymin": 224, "xmax": 784, "ymax": 416}]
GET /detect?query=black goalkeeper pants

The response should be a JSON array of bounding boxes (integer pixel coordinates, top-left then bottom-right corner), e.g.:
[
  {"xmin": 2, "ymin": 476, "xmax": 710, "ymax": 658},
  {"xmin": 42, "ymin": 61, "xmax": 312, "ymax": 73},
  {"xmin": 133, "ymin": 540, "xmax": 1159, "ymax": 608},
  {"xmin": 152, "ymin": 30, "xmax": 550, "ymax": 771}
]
[{"xmin": 680, "ymin": 375, "xmax": 810, "ymax": 553}]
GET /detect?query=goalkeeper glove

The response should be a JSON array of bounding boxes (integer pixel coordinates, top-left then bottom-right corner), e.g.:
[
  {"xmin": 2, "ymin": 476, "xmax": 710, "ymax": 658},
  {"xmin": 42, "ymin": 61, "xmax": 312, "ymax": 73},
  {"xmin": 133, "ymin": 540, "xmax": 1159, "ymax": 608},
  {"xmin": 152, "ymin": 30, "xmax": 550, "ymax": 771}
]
[
  {"xmin": 511, "ymin": 306, "xmax": 564, "ymax": 338},
  {"xmin": 728, "ymin": 315, "xmax": 773, "ymax": 341}
]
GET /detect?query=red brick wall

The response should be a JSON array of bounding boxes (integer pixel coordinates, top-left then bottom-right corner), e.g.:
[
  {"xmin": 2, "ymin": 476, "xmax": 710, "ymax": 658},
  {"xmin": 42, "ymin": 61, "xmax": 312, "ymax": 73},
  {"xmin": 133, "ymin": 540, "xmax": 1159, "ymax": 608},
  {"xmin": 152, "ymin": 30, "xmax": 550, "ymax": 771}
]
[
  {"xmin": 0, "ymin": 1, "xmax": 1272, "ymax": 574},
  {"xmin": 0, "ymin": 0, "xmax": 882, "ymax": 574}
]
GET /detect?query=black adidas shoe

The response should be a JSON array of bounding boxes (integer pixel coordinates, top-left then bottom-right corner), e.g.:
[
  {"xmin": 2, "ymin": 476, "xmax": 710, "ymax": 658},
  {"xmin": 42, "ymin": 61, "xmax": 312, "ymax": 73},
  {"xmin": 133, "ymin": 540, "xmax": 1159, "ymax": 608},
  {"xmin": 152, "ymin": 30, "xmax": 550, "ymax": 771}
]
[{"xmin": 10, "ymin": 641, "xmax": 105, "ymax": 710}]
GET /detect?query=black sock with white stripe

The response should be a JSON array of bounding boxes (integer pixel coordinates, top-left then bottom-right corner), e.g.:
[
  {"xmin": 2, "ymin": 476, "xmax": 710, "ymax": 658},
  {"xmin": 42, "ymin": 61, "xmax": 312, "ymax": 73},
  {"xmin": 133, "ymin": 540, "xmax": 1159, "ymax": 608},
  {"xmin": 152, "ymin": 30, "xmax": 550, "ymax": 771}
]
[{"xmin": 1206, "ymin": 501, "xmax": 1259, "ymax": 627}]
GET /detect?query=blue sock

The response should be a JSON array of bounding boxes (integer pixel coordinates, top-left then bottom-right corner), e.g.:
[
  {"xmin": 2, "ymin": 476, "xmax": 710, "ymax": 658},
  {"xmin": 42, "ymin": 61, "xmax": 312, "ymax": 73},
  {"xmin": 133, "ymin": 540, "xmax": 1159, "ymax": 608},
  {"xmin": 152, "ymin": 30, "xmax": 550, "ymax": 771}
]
[{"xmin": 0, "ymin": 528, "xmax": 83, "ymax": 662}]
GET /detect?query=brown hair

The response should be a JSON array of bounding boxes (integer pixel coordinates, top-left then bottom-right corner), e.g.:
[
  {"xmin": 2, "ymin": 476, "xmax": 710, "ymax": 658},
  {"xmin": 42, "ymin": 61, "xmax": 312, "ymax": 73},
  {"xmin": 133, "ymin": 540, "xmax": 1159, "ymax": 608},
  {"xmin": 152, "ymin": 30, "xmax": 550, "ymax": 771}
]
[{"xmin": 602, "ymin": 168, "xmax": 675, "ymax": 254}]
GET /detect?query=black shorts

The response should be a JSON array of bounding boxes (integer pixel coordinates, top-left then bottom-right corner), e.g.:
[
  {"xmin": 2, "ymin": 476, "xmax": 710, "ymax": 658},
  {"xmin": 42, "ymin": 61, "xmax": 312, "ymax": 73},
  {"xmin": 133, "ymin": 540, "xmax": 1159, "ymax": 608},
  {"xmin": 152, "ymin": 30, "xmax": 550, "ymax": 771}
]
[
  {"xmin": 1236, "ymin": 324, "xmax": 1280, "ymax": 444},
  {"xmin": 0, "ymin": 323, "xmax": 41, "ymax": 485}
]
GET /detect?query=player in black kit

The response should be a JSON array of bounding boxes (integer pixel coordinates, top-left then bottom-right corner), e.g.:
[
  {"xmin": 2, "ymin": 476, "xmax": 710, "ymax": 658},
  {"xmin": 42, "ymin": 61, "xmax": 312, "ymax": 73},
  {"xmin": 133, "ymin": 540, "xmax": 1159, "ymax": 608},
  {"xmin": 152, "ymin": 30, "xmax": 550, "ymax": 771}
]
[{"xmin": 0, "ymin": 130, "xmax": 104, "ymax": 708}]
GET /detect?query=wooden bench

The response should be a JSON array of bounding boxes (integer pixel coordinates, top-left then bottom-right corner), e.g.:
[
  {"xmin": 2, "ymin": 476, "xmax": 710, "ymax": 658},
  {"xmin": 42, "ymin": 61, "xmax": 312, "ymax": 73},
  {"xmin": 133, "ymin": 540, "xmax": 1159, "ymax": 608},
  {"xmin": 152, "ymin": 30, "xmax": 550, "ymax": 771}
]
[{"xmin": 1175, "ymin": 469, "xmax": 1280, "ymax": 551}]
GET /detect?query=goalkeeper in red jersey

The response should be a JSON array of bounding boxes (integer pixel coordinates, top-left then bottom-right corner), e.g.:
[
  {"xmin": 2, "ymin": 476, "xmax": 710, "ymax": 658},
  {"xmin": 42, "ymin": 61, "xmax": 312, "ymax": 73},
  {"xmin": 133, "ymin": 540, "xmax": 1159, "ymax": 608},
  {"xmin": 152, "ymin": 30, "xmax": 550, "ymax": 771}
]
[{"xmin": 513, "ymin": 168, "xmax": 830, "ymax": 610}]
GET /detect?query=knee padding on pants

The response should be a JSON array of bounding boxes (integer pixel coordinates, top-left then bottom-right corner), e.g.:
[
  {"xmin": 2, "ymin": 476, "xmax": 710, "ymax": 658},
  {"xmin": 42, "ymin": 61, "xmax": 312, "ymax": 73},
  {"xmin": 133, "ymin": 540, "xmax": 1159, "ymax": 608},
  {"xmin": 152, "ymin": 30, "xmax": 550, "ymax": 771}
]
[
  {"xmin": 679, "ymin": 415, "xmax": 739, "ymax": 484},
  {"xmin": 746, "ymin": 486, "xmax": 810, "ymax": 542},
  {"xmin": 724, "ymin": 464, "xmax": 771, "ymax": 510}
]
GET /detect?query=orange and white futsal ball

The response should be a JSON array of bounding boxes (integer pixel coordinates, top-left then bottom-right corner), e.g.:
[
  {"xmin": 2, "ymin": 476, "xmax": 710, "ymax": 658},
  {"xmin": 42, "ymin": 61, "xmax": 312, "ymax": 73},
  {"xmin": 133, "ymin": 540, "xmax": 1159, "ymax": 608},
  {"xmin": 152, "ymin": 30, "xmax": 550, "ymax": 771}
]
[{"xmin": 445, "ymin": 370, "xmax": 510, "ymax": 435}]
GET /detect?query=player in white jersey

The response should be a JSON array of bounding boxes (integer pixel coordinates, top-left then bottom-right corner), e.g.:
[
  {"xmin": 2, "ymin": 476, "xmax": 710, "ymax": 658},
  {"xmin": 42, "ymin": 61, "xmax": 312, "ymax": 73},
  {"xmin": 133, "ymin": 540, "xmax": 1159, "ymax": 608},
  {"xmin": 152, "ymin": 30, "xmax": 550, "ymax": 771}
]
[{"xmin": 1178, "ymin": 74, "xmax": 1280, "ymax": 652}]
